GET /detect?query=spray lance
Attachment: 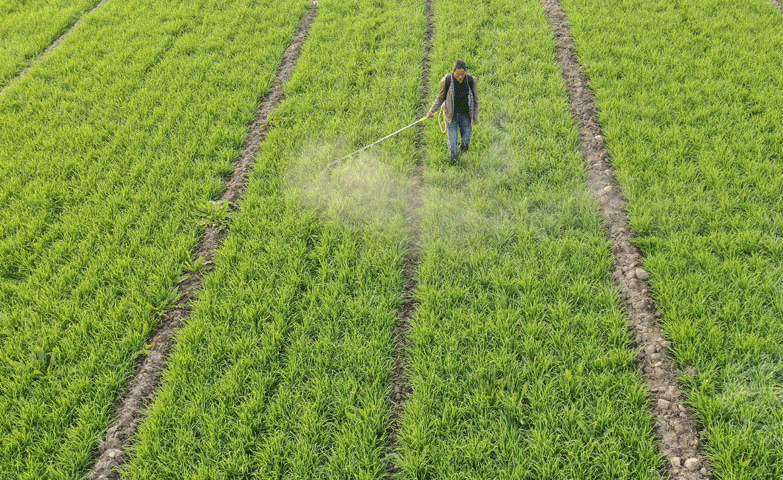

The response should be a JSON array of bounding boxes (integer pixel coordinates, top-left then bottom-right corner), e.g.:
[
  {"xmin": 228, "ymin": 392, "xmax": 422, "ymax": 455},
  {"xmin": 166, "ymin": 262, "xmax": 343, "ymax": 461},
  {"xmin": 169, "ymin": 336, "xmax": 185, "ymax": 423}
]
[{"xmin": 324, "ymin": 109, "xmax": 445, "ymax": 171}]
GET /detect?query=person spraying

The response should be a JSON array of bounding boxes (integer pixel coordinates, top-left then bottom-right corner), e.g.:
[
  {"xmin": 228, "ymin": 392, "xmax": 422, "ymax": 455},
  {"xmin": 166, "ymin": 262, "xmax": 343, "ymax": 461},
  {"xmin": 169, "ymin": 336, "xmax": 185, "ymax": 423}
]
[{"xmin": 426, "ymin": 59, "xmax": 480, "ymax": 165}]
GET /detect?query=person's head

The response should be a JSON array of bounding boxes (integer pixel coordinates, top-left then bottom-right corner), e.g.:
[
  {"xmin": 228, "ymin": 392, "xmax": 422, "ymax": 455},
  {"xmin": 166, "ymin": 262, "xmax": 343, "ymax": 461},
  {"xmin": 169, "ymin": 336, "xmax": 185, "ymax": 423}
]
[{"xmin": 453, "ymin": 59, "xmax": 467, "ymax": 82}]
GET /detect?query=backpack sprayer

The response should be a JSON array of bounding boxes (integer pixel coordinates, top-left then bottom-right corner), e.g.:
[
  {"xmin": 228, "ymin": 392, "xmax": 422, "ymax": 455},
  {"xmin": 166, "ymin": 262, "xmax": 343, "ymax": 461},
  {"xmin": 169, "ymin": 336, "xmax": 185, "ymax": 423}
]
[{"xmin": 324, "ymin": 109, "xmax": 446, "ymax": 171}]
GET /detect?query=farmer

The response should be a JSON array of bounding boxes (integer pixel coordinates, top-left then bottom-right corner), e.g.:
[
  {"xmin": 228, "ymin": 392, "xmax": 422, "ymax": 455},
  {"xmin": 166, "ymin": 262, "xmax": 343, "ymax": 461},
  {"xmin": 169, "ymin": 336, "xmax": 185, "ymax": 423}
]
[{"xmin": 426, "ymin": 59, "xmax": 479, "ymax": 165}]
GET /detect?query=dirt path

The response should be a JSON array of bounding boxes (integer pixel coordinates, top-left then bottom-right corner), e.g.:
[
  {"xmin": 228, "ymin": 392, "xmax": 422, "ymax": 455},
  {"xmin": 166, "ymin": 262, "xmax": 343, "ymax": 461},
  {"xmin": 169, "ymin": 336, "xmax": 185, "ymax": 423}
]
[
  {"xmin": 0, "ymin": 0, "xmax": 110, "ymax": 95},
  {"xmin": 385, "ymin": 0, "xmax": 434, "ymax": 476},
  {"xmin": 86, "ymin": 2, "xmax": 319, "ymax": 478},
  {"xmin": 539, "ymin": 0, "xmax": 711, "ymax": 478}
]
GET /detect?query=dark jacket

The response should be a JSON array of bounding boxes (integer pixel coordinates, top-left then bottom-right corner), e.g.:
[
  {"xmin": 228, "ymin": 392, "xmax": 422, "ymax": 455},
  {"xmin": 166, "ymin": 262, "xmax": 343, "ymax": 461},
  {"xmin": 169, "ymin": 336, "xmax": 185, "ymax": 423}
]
[{"xmin": 428, "ymin": 73, "xmax": 479, "ymax": 123}]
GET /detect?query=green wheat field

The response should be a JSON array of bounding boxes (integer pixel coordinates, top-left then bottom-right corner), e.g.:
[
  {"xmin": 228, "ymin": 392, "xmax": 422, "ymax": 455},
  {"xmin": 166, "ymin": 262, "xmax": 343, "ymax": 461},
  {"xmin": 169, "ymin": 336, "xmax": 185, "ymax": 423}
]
[{"xmin": 1, "ymin": 0, "xmax": 782, "ymax": 478}]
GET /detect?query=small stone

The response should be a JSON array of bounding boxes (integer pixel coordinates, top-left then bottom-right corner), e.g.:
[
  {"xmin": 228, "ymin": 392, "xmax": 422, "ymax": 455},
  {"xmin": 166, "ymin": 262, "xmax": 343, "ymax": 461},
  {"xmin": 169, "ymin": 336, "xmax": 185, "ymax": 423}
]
[
  {"xmin": 106, "ymin": 448, "xmax": 123, "ymax": 459},
  {"xmin": 674, "ymin": 424, "xmax": 686, "ymax": 434},
  {"xmin": 644, "ymin": 344, "xmax": 657, "ymax": 355},
  {"xmin": 635, "ymin": 268, "xmax": 650, "ymax": 281},
  {"xmin": 658, "ymin": 399, "xmax": 671, "ymax": 410},
  {"xmin": 670, "ymin": 457, "xmax": 681, "ymax": 468},
  {"xmin": 651, "ymin": 353, "xmax": 662, "ymax": 361},
  {"xmin": 684, "ymin": 458, "xmax": 700, "ymax": 471}
]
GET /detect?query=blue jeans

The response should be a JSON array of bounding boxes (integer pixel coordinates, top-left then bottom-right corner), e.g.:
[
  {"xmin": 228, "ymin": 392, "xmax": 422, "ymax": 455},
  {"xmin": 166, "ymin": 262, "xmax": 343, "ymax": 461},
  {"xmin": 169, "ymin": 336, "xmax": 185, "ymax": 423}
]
[{"xmin": 447, "ymin": 112, "xmax": 472, "ymax": 159}]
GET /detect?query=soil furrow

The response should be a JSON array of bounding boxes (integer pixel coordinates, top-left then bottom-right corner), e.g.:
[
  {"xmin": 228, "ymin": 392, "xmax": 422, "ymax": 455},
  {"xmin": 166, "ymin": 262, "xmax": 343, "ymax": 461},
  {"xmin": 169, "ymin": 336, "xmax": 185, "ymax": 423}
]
[
  {"xmin": 539, "ymin": 0, "xmax": 711, "ymax": 478},
  {"xmin": 386, "ymin": 0, "xmax": 434, "ymax": 476},
  {"xmin": 0, "ymin": 0, "xmax": 110, "ymax": 95},
  {"xmin": 86, "ymin": 2, "xmax": 319, "ymax": 479}
]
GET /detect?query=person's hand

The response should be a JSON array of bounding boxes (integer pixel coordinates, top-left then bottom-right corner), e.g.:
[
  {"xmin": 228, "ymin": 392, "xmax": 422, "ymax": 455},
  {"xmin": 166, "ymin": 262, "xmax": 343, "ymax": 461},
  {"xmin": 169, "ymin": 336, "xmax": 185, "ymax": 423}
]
[{"xmin": 427, "ymin": 111, "xmax": 435, "ymax": 119}]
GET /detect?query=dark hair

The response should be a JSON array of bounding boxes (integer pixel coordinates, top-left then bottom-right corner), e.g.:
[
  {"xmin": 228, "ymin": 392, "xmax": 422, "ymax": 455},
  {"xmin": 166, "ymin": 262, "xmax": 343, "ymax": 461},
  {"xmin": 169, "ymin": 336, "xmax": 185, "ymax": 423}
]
[{"xmin": 453, "ymin": 59, "xmax": 467, "ymax": 72}]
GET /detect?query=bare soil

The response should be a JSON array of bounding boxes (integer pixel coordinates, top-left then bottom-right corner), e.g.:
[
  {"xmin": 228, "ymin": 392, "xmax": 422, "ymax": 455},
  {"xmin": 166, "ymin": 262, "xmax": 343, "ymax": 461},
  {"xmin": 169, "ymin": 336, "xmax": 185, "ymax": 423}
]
[
  {"xmin": 86, "ymin": 2, "xmax": 319, "ymax": 478},
  {"xmin": 385, "ymin": 0, "xmax": 434, "ymax": 476},
  {"xmin": 539, "ymin": 0, "xmax": 712, "ymax": 478},
  {"xmin": 772, "ymin": 0, "xmax": 783, "ymax": 12}
]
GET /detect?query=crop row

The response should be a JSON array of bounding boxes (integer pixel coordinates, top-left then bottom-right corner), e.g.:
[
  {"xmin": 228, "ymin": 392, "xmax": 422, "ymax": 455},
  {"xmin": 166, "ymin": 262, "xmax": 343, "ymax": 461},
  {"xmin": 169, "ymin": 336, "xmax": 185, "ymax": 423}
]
[
  {"xmin": 0, "ymin": 0, "xmax": 309, "ymax": 477},
  {"xmin": 0, "ymin": 0, "xmax": 102, "ymax": 86},
  {"xmin": 560, "ymin": 0, "xmax": 783, "ymax": 477},
  {"xmin": 120, "ymin": 0, "xmax": 424, "ymax": 477},
  {"xmin": 392, "ymin": 0, "xmax": 664, "ymax": 477}
]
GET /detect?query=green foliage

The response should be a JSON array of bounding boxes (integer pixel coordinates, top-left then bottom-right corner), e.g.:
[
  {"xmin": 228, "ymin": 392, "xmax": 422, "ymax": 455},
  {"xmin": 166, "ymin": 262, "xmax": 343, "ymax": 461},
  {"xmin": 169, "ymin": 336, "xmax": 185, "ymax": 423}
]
[
  {"xmin": 560, "ymin": 0, "xmax": 783, "ymax": 476},
  {"xmin": 0, "ymin": 0, "xmax": 102, "ymax": 87},
  {"xmin": 5, "ymin": 0, "xmax": 781, "ymax": 476},
  {"xmin": 183, "ymin": 255, "xmax": 208, "ymax": 275},
  {"xmin": 0, "ymin": 0, "xmax": 309, "ymax": 476},
  {"xmin": 197, "ymin": 200, "xmax": 232, "ymax": 228}
]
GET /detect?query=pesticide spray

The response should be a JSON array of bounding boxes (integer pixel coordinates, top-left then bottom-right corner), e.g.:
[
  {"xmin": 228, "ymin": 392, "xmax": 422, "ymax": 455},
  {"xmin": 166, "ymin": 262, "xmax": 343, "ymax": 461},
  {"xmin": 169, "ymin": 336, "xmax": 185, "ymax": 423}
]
[
  {"xmin": 288, "ymin": 111, "xmax": 446, "ymax": 227},
  {"xmin": 324, "ymin": 116, "xmax": 428, "ymax": 170},
  {"xmin": 323, "ymin": 109, "xmax": 446, "ymax": 171}
]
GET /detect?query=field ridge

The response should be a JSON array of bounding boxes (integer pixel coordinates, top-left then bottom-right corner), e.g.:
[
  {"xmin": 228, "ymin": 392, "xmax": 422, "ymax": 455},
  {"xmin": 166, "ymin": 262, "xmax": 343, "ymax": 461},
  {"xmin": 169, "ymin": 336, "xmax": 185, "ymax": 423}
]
[
  {"xmin": 539, "ymin": 0, "xmax": 710, "ymax": 478},
  {"xmin": 86, "ymin": 2, "xmax": 319, "ymax": 477},
  {"xmin": 386, "ymin": 0, "xmax": 435, "ymax": 476},
  {"xmin": 0, "ymin": 0, "xmax": 110, "ymax": 95}
]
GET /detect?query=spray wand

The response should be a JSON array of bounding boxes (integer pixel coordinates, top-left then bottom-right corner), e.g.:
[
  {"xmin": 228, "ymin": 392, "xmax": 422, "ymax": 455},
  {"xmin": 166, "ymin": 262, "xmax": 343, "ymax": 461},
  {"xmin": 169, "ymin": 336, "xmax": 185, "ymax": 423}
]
[{"xmin": 325, "ymin": 115, "xmax": 429, "ymax": 170}]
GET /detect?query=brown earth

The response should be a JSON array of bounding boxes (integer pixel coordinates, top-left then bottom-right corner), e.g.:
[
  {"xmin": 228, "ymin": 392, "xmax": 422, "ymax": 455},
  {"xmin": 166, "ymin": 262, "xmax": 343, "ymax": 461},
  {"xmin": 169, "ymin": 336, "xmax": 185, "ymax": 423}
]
[
  {"xmin": 539, "ymin": 0, "xmax": 712, "ymax": 478},
  {"xmin": 86, "ymin": 2, "xmax": 319, "ymax": 478},
  {"xmin": 772, "ymin": 0, "xmax": 783, "ymax": 13}
]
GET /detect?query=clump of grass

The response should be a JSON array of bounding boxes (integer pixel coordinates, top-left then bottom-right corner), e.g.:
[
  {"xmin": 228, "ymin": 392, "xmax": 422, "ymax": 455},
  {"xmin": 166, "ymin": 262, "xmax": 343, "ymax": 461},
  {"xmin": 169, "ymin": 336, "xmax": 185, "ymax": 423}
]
[{"xmin": 196, "ymin": 200, "xmax": 232, "ymax": 228}]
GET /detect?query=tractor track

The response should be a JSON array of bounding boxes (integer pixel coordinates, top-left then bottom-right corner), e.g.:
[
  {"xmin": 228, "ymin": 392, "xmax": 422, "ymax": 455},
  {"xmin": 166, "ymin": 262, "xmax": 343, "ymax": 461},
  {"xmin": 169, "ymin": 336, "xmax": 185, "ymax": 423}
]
[
  {"xmin": 86, "ymin": 2, "xmax": 319, "ymax": 478},
  {"xmin": 540, "ymin": 0, "xmax": 712, "ymax": 478},
  {"xmin": 385, "ymin": 0, "xmax": 434, "ymax": 476},
  {"xmin": 0, "ymin": 0, "xmax": 110, "ymax": 95}
]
